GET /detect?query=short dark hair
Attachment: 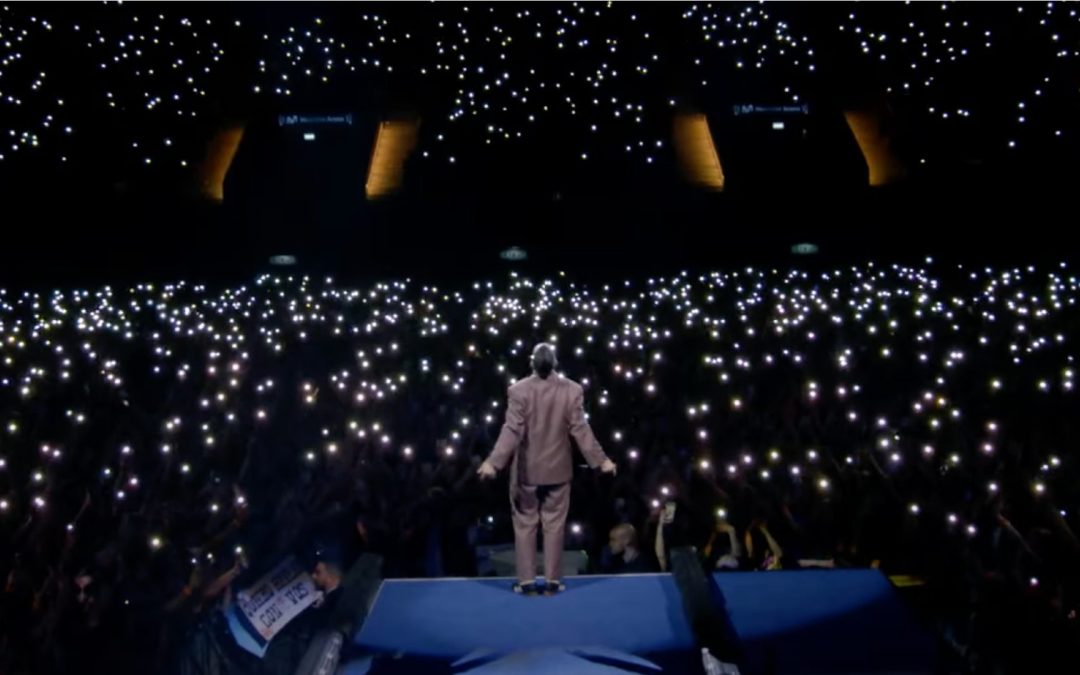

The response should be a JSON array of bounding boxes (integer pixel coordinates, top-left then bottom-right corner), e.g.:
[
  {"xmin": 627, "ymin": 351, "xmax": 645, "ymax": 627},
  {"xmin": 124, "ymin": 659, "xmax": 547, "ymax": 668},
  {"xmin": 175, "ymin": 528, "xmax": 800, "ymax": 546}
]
[
  {"xmin": 531, "ymin": 343, "xmax": 558, "ymax": 378},
  {"xmin": 312, "ymin": 543, "xmax": 346, "ymax": 577},
  {"xmin": 315, "ymin": 558, "xmax": 344, "ymax": 579}
]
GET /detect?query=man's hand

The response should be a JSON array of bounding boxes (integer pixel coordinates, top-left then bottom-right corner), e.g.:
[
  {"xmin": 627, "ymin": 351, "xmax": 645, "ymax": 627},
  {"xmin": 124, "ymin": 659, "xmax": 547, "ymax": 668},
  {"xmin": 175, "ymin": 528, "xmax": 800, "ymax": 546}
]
[
  {"xmin": 600, "ymin": 458, "xmax": 617, "ymax": 475},
  {"xmin": 476, "ymin": 460, "xmax": 497, "ymax": 480},
  {"xmin": 660, "ymin": 503, "xmax": 676, "ymax": 526}
]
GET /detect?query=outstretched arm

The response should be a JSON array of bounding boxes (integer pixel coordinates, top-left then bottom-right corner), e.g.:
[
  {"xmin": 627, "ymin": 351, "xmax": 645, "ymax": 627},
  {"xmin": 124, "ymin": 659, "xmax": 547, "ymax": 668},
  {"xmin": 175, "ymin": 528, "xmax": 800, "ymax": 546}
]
[
  {"xmin": 655, "ymin": 519, "xmax": 668, "ymax": 572},
  {"xmin": 760, "ymin": 525, "xmax": 784, "ymax": 568},
  {"xmin": 569, "ymin": 385, "xmax": 610, "ymax": 470},
  {"xmin": 478, "ymin": 386, "xmax": 526, "ymax": 478}
]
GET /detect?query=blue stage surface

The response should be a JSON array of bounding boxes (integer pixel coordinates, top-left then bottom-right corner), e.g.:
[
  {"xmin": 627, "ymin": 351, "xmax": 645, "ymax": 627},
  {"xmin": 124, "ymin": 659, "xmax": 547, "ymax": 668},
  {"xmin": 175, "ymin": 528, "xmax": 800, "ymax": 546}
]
[
  {"xmin": 351, "ymin": 570, "xmax": 937, "ymax": 674},
  {"xmin": 356, "ymin": 574, "xmax": 695, "ymax": 658}
]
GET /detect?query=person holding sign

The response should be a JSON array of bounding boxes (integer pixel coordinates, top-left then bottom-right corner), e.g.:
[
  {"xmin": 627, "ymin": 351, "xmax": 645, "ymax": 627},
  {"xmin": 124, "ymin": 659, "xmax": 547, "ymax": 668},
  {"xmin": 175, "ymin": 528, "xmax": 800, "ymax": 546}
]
[{"xmin": 477, "ymin": 343, "xmax": 617, "ymax": 596}]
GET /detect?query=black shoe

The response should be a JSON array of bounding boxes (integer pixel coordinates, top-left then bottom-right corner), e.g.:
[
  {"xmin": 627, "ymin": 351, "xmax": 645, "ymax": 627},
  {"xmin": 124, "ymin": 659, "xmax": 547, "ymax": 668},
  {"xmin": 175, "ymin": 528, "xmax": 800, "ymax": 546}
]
[
  {"xmin": 543, "ymin": 580, "xmax": 566, "ymax": 596},
  {"xmin": 512, "ymin": 581, "xmax": 539, "ymax": 596}
]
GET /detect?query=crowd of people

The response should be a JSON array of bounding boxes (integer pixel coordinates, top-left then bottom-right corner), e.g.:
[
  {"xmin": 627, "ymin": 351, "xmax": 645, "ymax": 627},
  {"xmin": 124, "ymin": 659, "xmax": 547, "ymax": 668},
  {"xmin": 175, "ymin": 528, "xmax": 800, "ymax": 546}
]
[
  {"xmin": 2, "ymin": 3, "xmax": 1079, "ymax": 174},
  {"xmin": 1, "ymin": 262, "xmax": 1079, "ymax": 674}
]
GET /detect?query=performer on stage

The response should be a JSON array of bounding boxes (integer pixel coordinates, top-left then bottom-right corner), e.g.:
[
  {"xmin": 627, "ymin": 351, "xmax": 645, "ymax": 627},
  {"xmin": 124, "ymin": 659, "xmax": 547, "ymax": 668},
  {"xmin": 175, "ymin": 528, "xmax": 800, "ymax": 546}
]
[{"xmin": 477, "ymin": 343, "xmax": 617, "ymax": 595}]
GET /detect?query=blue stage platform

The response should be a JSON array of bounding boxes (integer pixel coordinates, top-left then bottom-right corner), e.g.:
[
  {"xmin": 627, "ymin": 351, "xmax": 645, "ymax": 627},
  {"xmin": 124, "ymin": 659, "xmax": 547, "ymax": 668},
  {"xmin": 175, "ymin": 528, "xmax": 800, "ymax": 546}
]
[
  {"xmin": 349, "ymin": 570, "xmax": 937, "ymax": 674},
  {"xmin": 711, "ymin": 570, "xmax": 937, "ymax": 674}
]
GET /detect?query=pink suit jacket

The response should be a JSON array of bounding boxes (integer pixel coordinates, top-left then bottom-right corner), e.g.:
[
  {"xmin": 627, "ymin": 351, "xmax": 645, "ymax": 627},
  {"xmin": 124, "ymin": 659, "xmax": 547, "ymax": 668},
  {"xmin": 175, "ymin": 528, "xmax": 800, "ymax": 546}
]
[{"xmin": 487, "ymin": 373, "xmax": 608, "ymax": 485}]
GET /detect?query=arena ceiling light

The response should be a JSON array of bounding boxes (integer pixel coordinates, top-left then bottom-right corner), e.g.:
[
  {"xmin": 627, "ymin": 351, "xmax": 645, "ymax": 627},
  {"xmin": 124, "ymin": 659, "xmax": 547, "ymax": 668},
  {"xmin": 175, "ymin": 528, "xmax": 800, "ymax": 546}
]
[{"xmin": 500, "ymin": 246, "xmax": 527, "ymax": 262}]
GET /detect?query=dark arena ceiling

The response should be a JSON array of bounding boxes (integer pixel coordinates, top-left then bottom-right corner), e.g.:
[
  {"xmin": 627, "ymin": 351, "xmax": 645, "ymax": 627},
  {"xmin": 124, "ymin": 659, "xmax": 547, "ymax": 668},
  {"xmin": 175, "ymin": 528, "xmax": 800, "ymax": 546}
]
[{"xmin": 0, "ymin": 2, "xmax": 1078, "ymax": 281}]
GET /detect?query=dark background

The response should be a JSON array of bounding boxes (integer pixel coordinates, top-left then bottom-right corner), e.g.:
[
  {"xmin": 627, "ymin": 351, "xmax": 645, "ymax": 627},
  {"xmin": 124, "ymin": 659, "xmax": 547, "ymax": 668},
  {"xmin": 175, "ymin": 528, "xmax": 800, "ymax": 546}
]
[{"xmin": 0, "ymin": 2, "xmax": 1076, "ymax": 288}]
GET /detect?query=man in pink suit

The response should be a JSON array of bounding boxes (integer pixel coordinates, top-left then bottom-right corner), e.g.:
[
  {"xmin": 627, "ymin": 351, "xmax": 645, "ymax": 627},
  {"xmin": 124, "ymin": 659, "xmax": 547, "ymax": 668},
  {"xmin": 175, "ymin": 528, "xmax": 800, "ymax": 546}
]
[{"xmin": 477, "ymin": 343, "xmax": 617, "ymax": 595}]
